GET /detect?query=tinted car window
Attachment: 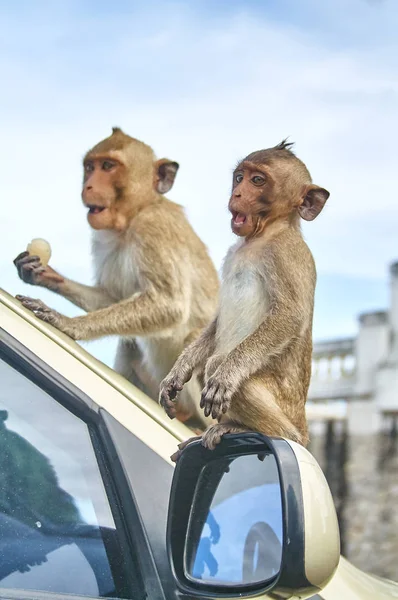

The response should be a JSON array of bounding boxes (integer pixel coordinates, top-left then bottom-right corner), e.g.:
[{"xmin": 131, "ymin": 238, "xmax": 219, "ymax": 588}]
[{"xmin": 0, "ymin": 358, "xmax": 129, "ymax": 597}]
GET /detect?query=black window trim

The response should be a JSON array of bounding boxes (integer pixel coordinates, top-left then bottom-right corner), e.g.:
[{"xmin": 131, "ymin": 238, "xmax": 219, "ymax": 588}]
[{"xmin": 0, "ymin": 327, "xmax": 166, "ymax": 600}]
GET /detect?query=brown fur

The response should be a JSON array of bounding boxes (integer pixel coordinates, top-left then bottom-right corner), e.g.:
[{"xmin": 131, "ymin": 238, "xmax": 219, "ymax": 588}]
[
  {"xmin": 160, "ymin": 140, "xmax": 329, "ymax": 456},
  {"xmin": 14, "ymin": 128, "xmax": 219, "ymax": 430}
]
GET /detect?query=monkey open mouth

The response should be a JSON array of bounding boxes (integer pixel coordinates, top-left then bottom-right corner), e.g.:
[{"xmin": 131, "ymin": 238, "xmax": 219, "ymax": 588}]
[
  {"xmin": 231, "ymin": 211, "xmax": 247, "ymax": 226},
  {"xmin": 87, "ymin": 204, "xmax": 106, "ymax": 215}
]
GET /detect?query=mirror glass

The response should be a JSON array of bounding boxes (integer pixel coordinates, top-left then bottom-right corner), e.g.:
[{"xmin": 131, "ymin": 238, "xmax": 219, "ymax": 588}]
[{"xmin": 185, "ymin": 452, "xmax": 283, "ymax": 586}]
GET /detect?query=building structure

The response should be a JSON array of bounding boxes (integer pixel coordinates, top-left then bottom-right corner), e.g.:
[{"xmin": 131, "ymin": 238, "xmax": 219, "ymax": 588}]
[{"xmin": 308, "ymin": 261, "xmax": 398, "ymax": 435}]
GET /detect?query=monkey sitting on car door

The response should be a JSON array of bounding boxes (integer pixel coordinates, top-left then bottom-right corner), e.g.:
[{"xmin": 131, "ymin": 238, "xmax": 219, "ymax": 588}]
[
  {"xmin": 159, "ymin": 140, "xmax": 329, "ymax": 458},
  {"xmin": 13, "ymin": 127, "xmax": 219, "ymax": 431}
]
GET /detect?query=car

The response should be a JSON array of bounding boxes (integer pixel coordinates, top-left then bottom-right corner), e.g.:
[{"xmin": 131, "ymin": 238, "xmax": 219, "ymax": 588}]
[{"xmin": 1, "ymin": 286, "xmax": 398, "ymax": 600}]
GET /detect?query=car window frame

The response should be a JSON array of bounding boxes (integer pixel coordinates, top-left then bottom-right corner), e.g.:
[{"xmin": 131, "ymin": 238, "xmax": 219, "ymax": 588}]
[{"xmin": 0, "ymin": 327, "xmax": 167, "ymax": 600}]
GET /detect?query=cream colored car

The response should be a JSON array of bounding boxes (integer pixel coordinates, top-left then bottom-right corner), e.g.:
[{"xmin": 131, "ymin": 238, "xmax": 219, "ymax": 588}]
[{"xmin": 1, "ymin": 287, "xmax": 398, "ymax": 600}]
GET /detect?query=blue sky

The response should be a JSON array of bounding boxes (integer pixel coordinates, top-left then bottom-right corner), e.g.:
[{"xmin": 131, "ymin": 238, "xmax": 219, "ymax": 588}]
[{"xmin": 0, "ymin": 0, "xmax": 397, "ymax": 368}]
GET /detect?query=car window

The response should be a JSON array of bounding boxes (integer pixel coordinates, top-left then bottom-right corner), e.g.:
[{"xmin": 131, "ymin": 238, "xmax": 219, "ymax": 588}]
[{"xmin": 0, "ymin": 357, "xmax": 131, "ymax": 598}]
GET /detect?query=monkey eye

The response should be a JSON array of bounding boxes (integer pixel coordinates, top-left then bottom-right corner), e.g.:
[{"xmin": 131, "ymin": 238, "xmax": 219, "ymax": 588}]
[
  {"xmin": 235, "ymin": 173, "xmax": 243, "ymax": 183},
  {"xmin": 102, "ymin": 161, "xmax": 115, "ymax": 171},
  {"xmin": 84, "ymin": 162, "xmax": 94, "ymax": 173},
  {"xmin": 252, "ymin": 175, "xmax": 265, "ymax": 185}
]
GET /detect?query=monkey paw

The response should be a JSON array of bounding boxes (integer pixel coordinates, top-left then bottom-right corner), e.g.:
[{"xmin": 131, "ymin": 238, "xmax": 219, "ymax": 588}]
[
  {"xmin": 170, "ymin": 435, "xmax": 202, "ymax": 462},
  {"xmin": 15, "ymin": 296, "xmax": 75, "ymax": 338},
  {"xmin": 14, "ymin": 252, "xmax": 46, "ymax": 286},
  {"xmin": 202, "ymin": 423, "xmax": 249, "ymax": 451},
  {"xmin": 200, "ymin": 371, "xmax": 234, "ymax": 420},
  {"xmin": 159, "ymin": 375, "xmax": 186, "ymax": 419},
  {"xmin": 13, "ymin": 252, "xmax": 63, "ymax": 289}
]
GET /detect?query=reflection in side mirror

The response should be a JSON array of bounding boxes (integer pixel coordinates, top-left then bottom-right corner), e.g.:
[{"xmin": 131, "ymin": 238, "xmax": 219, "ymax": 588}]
[{"xmin": 186, "ymin": 454, "xmax": 282, "ymax": 587}]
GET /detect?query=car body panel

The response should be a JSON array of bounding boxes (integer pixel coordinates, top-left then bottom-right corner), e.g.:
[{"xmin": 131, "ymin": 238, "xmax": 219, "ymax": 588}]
[
  {"xmin": 1, "ymin": 287, "xmax": 398, "ymax": 599},
  {"xmin": 319, "ymin": 556, "xmax": 398, "ymax": 598}
]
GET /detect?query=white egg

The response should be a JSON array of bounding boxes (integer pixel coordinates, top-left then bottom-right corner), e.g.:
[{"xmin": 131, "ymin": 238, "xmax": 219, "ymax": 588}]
[{"xmin": 26, "ymin": 238, "xmax": 52, "ymax": 266}]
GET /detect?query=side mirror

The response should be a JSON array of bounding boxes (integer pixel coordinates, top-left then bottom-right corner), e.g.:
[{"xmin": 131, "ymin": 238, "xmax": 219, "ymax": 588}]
[{"xmin": 167, "ymin": 433, "xmax": 340, "ymax": 599}]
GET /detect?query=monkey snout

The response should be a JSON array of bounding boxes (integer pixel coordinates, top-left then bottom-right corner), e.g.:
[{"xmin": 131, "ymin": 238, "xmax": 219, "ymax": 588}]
[
  {"xmin": 82, "ymin": 186, "xmax": 95, "ymax": 204},
  {"xmin": 83, "ymin": 185, "xmax": 93, "ymax": 196}
]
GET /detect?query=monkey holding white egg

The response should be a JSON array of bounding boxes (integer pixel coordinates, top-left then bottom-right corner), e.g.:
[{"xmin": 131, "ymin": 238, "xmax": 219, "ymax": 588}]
[{"xmin": 14, "ymin": 238, "xmax": 64, "ymax": 291}]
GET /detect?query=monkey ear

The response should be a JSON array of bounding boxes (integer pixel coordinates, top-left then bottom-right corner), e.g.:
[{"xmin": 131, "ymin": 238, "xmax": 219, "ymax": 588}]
[
  {"xmin": 155, "ymin": 159, "xmax": 179, "ymax": 194},
  {"xmin": 298, "ymin": 185, "xmax": 330, "ymax": 221}
]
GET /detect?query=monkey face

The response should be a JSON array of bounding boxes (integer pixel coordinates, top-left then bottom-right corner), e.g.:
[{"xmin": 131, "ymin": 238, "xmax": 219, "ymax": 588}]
[
  {"xmin": 81, "ymin": 130, "xmax": 180, "ymax": 232},
  {"xmin": 229, "ymin": 163, "xmax": 275, "ymax": 237},
  {"xmin": 228, "ymin": 152, "xmax": 329, "ymax": 237},
  {"xmin": 82, "ymin": 154, "xmax": 128, "ymax": 230}
]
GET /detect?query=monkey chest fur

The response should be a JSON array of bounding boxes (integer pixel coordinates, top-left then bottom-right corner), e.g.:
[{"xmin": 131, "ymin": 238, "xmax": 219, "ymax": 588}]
[
  {"xmin": 216, "ymin": 252, "xmax": 269, "ymax": 355},
  {"xmin": 92, "ymin": 231, "xmax": 186, "ymax": 378},
  {"xmin": 93, "ymin": 231, "xmax": 143, "ymax": 300}
]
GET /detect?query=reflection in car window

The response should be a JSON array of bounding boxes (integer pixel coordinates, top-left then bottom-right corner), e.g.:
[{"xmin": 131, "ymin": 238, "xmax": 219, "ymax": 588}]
[{"xmin": 0, "ymin": 358, "xmax": 128, "ymax": 597}]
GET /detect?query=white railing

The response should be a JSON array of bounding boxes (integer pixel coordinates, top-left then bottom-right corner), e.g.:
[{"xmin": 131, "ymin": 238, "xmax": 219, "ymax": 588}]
[{"xmin": 309, "ymin": 338, "xmax": 356, "ymax": 401}]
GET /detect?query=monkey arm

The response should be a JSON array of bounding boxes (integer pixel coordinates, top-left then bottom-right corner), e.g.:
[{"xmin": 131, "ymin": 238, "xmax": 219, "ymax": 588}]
[
  {"xmin": 57, "ymin": 280, "xmax": 115, "ymax": 312},
  {"xmin": 13, "ymin": 252, "xmax": 114, "ymax": 312},
  {"xmin": 16, "ymin": 289, "xmax": 185, "ymax": 341},
  {"xmin": 179, "ymin": 319, "xmax": 218, "ymax": 369},
  {"xmin": 222, "ymin": 306, "xmax": 303, "ymax": 383},
  {"xmin": 48, "ymin": 288, "xmax": 186, "ymax": 341},
  {"xmin": 159, "ymin": 319, "xmax": 217, "ymax": 417}
]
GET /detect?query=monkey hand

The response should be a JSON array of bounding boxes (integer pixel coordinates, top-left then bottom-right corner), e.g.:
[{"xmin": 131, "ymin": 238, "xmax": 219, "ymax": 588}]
[
  {"xmin": 204, "ymin": 354, "xmax": 226, "ymax": 382},
  {"xmin": 200, "ymin": 365, "xmax": 238, "ymax": 420},
  {"xmin": 13, "ymin": 252, "xmax": 64, "ymax": 290},
  {"xmin": 159, "ymin": 365, "xmax": 193, "ymax": 419},
  {"xmin": 15, "ymin": 296, "xmax": 78, "ymax": 340}
]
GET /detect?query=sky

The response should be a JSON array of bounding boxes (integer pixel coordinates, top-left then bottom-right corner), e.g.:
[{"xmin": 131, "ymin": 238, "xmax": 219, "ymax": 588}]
[{"xmin": 0, "ymin": 0, "xmax": 397, "ymax": 368}]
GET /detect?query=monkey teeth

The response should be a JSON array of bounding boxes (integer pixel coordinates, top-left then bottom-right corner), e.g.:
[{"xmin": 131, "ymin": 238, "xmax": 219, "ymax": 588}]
[{"xmin": 232, "ymin": 211, "xmax": 247, "ymax": 225}]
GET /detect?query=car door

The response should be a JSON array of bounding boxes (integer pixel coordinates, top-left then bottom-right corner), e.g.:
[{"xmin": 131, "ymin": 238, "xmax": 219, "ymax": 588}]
[{"xmin": 0, "ymin": 326, "xmax": 174, "ymax": 600}]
